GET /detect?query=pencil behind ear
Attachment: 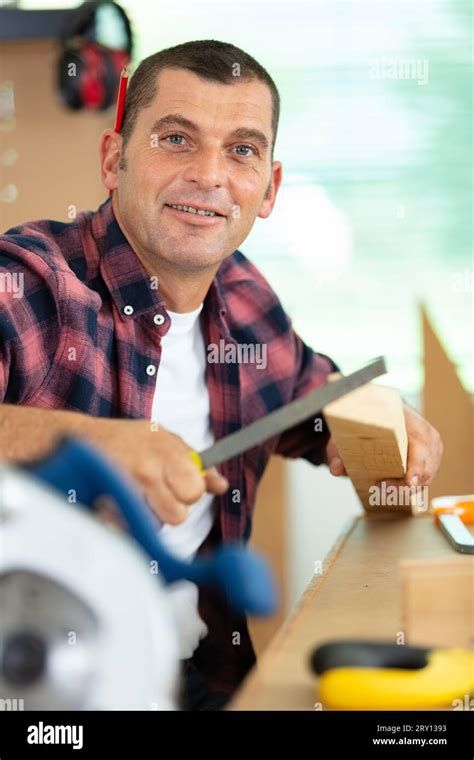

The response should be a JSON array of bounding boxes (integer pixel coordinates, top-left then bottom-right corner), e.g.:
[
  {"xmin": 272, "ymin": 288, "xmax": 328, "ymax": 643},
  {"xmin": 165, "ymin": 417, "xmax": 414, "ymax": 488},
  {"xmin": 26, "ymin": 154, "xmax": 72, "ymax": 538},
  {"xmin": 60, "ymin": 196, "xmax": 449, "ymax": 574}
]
[{"xmin": 108, "ymin": 69, "xmax": 129, "ymax": 196}]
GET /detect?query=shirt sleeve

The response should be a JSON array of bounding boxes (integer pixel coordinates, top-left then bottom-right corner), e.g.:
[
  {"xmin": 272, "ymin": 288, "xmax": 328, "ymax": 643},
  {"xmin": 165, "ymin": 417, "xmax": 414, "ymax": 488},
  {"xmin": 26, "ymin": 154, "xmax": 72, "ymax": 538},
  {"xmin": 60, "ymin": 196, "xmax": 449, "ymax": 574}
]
[
  {"xmin": 275, "ymin": 328, "xmax": 340, "ymax": 466},
  {"xmin": 0, "ymin": 339, "xmax": 6, "ymax": 402},
  {"xmin": 0, "ymin": 238, "xmax": 61, "ymax": 404}
]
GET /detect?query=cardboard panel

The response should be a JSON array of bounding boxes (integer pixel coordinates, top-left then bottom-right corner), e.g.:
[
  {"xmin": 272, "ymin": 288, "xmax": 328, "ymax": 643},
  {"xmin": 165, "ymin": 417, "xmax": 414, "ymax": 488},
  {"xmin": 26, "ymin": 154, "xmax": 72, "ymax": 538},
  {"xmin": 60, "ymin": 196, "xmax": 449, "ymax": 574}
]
[
  {"xmin": 422, "ymin": 306, "xmax": 474, "ymax": 499},
  {"xmin": 1, "ymin": 39, "xmax": 111, "ymax": 231}
]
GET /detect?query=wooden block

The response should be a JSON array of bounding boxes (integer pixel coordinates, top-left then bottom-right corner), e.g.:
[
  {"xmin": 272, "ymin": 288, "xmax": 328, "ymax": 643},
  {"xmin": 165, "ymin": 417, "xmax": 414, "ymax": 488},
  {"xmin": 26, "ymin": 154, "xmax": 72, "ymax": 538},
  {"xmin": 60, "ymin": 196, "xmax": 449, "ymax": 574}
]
[
  {"xmin": 324, "ymin": 381, "xmax": 412, "ymax": 514},
  {"xmin": 400, "ymin": 556, "xmax": 474, "ymax": 648}
]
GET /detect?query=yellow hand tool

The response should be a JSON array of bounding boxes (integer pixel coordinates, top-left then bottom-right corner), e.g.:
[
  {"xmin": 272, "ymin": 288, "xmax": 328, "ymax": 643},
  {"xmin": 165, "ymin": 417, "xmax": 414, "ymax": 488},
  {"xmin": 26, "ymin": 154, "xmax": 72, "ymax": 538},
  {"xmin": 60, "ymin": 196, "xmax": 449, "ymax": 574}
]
[{"xmin": 310, "ymin": 640, "xmax": 474, "ymax": 710}]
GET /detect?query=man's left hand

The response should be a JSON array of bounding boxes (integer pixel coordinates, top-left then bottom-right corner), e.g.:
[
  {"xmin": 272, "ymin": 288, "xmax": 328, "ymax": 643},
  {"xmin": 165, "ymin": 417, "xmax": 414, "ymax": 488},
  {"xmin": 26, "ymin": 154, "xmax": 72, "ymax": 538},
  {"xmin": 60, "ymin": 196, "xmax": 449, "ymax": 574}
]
[{"xmin": 325, "ymin": 403, "xmax": 443, "ymax": 488}]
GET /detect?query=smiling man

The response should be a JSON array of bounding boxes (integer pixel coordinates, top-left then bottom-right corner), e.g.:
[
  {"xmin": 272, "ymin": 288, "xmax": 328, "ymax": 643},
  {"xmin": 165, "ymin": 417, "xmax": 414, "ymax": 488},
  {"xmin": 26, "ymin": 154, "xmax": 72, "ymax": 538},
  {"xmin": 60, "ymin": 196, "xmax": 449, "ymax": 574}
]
[{"xmin": 0, "ymin": 40, "xmax": 442, "ymax": 710}]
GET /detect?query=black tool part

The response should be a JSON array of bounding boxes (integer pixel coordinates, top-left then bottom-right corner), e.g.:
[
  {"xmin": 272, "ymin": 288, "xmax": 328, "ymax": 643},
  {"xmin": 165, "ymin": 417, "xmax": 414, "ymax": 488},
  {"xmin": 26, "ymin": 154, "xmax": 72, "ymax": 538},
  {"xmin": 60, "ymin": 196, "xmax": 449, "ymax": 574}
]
[
  {"xmin": 310, "ymin": 640, "xmax": 431, "ymax": 675},
  {"xmin": 2, "ymin": 631, "xmax": 48, "ymax": 686}
]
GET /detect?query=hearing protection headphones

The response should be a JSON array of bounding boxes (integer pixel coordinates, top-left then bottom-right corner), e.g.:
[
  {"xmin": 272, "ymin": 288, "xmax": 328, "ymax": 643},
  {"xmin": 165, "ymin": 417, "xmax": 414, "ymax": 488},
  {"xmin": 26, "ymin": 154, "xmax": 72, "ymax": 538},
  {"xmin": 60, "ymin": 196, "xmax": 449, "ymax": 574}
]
[{"xmin": 58, "ymin": 0, "xmax": 133, "ymax": 111}]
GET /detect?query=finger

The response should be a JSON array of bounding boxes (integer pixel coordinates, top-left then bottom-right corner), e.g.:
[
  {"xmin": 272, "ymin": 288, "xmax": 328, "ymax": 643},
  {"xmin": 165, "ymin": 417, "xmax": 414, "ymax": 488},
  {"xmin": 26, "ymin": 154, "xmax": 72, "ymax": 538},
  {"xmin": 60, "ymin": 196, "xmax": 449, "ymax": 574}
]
[
  {"xmin": 325, "ymin": 436, "xmax": 339, "ymax": 463},
  {"xmin": 422, "ymin": 432, "xmax": 444, "ymax": 485},
  {"xmin": 328, "ymin": 456, "xmax": 346, "ymax": 476},
  {"xmin": 204, "ymin": 466, "xmax": 229, "ymax": 494},
  {"xmin": 406, "ymin": 457, "xmax": 426, "ymax": 484},
  {"xmin": 405, "ymin": 443, "xmax": 429, "ymax": 485},
  {"xmin": 378, "ymin": 477, "xmax": 412, "ymax": 489},
  {"xmin": 164, "ymin": 454, "xmax": 205, "ymax": 504},
  {"xmin": 147, "ymin": 480, "xmax": 189, "ymax": 525},
  {"xmin": 403, "ymin": 407, "xmax": 443, "ymax": 487},
  {"xmin": 132, "ymin": 461, "xmax": 190, "ymax": 524}
]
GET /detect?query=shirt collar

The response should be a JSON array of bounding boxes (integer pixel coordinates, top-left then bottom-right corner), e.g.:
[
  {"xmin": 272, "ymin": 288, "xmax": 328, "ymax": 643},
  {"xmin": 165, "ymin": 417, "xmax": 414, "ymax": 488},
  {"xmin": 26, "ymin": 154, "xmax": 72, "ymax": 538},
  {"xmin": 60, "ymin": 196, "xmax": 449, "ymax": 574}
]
[
  {"xmin": 91, "ymin": 195, "xmax": 230, "ymax": 334},
  {"xmin": 92, "ymin": 196, "xmax": 166, "ymax": 322}
]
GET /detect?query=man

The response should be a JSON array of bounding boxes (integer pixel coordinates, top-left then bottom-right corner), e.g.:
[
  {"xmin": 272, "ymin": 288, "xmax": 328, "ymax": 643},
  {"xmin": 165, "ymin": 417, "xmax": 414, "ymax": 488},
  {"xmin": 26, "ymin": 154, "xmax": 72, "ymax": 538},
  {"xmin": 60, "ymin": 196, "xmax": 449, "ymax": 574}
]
[{"xmin": 0, "ymin": 40, "xmax": 442, "ymax": 709}]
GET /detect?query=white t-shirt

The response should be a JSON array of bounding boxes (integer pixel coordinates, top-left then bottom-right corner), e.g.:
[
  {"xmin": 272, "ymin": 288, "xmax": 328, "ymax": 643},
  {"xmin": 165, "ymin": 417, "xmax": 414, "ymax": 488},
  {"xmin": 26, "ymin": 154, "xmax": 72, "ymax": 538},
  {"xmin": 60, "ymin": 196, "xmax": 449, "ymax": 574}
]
[{"xmin": 150, "ymin": 304, "xmax": 215, "ymax": 658}]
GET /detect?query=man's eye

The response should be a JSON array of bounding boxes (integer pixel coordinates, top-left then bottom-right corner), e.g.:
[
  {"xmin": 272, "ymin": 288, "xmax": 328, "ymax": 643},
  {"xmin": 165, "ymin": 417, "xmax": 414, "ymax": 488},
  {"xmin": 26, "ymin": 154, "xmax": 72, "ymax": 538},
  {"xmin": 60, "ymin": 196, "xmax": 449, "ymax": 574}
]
[
  {"xmin": 233, "ymin": 145, "xmax": 255, "ymax": 157},
  {"xmin": 163, "ymin": 134, "xmax": 187, "ymax": 146}
]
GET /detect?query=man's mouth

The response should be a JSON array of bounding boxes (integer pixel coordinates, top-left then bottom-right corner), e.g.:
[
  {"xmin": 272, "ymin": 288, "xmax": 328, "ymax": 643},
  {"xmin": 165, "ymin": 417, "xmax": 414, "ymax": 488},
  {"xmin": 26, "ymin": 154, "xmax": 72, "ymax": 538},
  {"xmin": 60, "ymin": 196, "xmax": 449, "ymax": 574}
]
[{"xmin": 164, "ymin": 203, "xmax": 225, "ymax": 218}]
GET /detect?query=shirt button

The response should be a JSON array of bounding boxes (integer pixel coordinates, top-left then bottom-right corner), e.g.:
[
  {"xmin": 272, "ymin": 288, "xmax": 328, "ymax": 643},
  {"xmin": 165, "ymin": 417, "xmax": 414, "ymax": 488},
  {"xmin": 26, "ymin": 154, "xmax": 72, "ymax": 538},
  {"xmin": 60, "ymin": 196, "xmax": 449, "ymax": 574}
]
[
  {"xmin": 123, "ymin": 305, "xmax": 134, "ymax": 316},
  {"xmin": 153, "ymin": 313, "xmax": 165, "ymax": 326},
  {"xmin": 146, "ymin": 364, "xmax": 157, "ymax": 377}
]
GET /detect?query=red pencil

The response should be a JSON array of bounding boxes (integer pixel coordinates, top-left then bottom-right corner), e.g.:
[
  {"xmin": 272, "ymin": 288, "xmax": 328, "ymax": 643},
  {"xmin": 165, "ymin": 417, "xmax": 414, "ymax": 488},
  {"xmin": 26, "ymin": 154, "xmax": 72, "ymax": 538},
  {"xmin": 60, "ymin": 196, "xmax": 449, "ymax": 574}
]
[
  {"xmin": 109, "ymin": 68, "xmax": 129, "ymax": 196},
  {"xmin": 113, "ymin": 68, "xmax": 129, "ymax": 133}
]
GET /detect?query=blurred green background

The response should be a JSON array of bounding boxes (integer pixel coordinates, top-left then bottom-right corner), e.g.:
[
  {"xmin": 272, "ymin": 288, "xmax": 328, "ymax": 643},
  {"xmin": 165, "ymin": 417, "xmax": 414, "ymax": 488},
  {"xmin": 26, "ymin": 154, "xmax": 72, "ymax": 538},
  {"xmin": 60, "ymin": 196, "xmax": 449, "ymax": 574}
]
[{"xmin": 22, "ymin": 0, "xmax": 474, "ymax": 395}]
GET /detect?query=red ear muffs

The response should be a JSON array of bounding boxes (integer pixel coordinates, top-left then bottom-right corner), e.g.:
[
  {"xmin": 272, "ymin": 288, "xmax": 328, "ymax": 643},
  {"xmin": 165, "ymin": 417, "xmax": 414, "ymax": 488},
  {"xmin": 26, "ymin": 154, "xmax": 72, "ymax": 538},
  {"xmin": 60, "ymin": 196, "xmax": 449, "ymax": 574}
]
[
  {"xmin": 78, "ymin": 43, "xmax": 107, "ymax": 109},
  {"xmin": 58, "ymin": 1, "xmax": 132, "ymax": 112}
]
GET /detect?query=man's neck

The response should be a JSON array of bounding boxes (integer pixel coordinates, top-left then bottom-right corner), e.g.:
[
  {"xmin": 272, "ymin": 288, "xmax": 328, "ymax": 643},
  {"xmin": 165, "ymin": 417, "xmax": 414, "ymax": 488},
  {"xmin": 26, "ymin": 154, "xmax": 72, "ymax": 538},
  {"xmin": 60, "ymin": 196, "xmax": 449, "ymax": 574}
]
[
  {"xmin": 146, "ymin": 261, "xmax": 216, "ymax": 313},
  {"xmin": 111, "ymin": 195, "xmax": 218, "ymax": 313}
]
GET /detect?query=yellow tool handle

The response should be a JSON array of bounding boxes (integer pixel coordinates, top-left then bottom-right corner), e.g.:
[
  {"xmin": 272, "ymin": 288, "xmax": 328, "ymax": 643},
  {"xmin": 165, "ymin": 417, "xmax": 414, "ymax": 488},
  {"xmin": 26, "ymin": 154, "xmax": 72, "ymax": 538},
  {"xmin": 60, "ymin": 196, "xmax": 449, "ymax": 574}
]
[
  {"xmin": 318, "ymin": 649, "xmax": 474, "ymax": 710},
  {"xmin": 188, "ymin": 450, "xmax": 204, "ymax": 474}
]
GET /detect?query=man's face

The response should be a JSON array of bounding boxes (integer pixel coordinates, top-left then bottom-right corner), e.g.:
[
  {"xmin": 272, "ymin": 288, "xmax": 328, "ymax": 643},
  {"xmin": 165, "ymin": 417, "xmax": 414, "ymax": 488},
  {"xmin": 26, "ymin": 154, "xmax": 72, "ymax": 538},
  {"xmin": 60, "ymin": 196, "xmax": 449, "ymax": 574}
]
[{"xmin": 100, "ymin": 68, "xmax": 282, "ymax": 272}]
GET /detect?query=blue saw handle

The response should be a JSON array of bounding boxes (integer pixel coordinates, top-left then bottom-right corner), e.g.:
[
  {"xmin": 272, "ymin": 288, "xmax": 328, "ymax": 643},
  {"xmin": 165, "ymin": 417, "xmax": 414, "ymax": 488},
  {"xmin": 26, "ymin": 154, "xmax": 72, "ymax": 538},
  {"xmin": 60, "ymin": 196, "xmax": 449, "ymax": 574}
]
[{"xmin": 26, "ymin": 437, "xmax": 278, "ymax": 616}]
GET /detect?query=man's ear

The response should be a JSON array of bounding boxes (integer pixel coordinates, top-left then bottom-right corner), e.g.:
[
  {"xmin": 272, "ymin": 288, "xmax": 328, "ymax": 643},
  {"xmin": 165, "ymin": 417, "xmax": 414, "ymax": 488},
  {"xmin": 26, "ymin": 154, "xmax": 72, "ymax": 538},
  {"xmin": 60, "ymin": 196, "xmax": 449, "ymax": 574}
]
[
  {"xmin": 99, "ymin": 129, "xmax": 124, "ymax": 192},
  {"xmin": 258, "ymin": 161, "xmax": 283, "ymax": 219}
]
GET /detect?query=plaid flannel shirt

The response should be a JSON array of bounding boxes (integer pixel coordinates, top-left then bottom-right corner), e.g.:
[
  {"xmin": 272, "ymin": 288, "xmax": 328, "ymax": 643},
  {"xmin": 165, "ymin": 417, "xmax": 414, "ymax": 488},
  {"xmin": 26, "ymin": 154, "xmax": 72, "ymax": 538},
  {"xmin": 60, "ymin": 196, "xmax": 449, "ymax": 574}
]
[{"xmin": 0, "ymin": 196, "xmax": 338, "ymax": 698}]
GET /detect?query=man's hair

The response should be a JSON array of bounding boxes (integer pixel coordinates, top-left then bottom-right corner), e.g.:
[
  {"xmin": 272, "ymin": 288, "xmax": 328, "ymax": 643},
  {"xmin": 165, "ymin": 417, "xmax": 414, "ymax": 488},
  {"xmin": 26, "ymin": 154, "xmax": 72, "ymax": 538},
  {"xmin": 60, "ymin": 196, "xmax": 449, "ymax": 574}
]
[{"xmin": 119, "ymin": 39, "xmax": 280, "ymax": 155}]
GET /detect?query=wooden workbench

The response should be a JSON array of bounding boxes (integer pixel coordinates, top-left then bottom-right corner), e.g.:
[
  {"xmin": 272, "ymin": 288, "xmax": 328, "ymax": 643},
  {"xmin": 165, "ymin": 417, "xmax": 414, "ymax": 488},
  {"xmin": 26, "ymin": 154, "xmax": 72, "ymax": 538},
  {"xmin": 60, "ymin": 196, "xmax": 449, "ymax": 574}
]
[{"xmin": 229, "ymin": 514, "xmax": 473, "ymax": 710}]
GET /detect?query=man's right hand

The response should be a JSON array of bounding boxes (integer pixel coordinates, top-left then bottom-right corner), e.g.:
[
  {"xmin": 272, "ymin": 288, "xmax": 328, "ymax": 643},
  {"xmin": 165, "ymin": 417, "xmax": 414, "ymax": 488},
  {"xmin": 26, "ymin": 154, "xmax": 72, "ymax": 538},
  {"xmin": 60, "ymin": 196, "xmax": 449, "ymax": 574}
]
[
  {"xmin": 0, "ymin": 405, "xmax": 228, "ymax": 526},
  {"xmin": 85, "ymin": 418, "xmax": 229, "ymax": 525}
]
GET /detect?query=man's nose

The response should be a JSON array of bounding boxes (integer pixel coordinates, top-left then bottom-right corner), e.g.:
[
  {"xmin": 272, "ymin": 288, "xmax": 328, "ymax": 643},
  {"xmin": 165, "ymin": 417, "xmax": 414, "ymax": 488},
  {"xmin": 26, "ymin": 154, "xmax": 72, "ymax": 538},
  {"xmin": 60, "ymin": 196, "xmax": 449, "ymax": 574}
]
[{"xmin": 181, "ymin": 147, "xmax": 226, "ymax": 189}]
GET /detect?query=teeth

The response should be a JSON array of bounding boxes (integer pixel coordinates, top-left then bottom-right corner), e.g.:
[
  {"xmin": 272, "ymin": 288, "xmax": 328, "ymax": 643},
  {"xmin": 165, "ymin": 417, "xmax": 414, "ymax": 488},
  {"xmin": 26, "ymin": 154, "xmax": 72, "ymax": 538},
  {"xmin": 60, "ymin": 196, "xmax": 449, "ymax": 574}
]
[{"xmin": 168, "ymin": 203, "xmax": 218, "ymax": 217}]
